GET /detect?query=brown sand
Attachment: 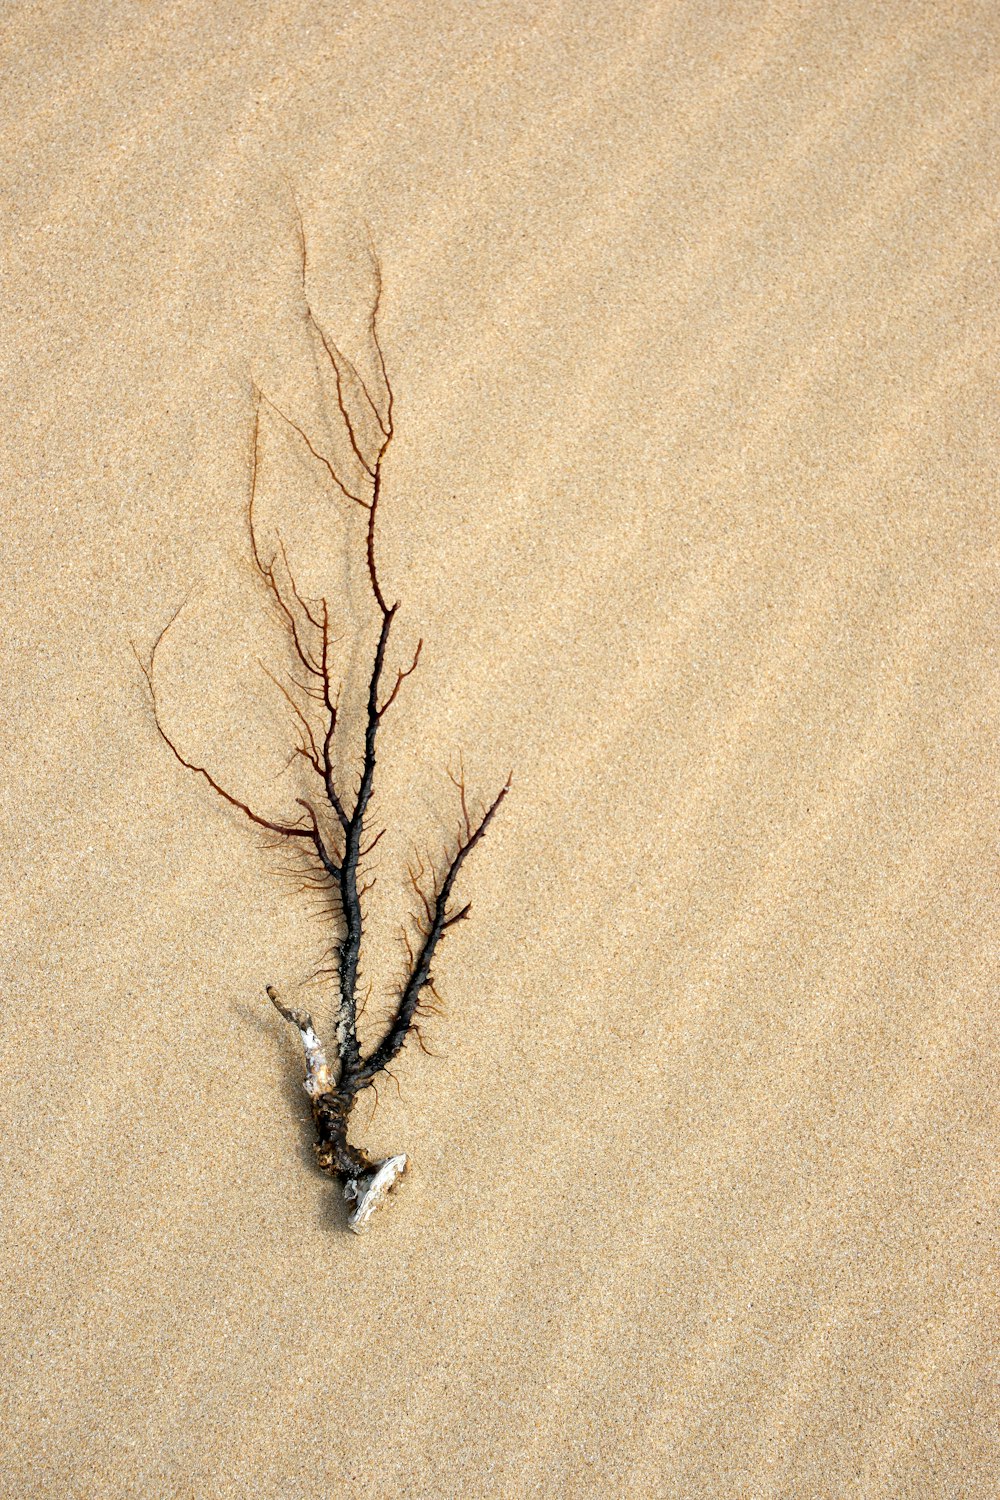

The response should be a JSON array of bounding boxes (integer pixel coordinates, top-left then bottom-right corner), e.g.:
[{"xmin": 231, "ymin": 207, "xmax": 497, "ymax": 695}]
[{"xmin": 2, "ymin": 2, "xmax": 997, "ymax": 1495}]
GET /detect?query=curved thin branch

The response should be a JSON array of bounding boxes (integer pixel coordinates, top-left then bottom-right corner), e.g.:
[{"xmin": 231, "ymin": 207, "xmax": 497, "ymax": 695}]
[
  {"xmin": 248, "ymin": 402, "xmax": 325, "ymax": 680},
  {"xmin": 291, "ymin": 211, "xmax": 379, "ymax": 476},
  {"xmin": 133, "ymin": 623, "xmax": 328, "ymax": 850},
  {"xmin": 379, "ymin": 637, "xmax": 423, "ymax": 715},
  {"xmin": 364, "ymin": 227, "xmax": 394, "ymax": 442},
  {"xmin": 257, "ymin": 658, "xmax": 323, "ymax": 775},
  {"xmin": 258, "ymin": 388, "xmax": 370, "ymax": 511}
]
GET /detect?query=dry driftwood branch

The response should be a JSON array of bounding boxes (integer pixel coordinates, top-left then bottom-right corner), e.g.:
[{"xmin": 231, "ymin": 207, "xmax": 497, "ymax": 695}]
[{"xmin": 138, "ymin": 223, "xmax": 510, "ymax": 1231}]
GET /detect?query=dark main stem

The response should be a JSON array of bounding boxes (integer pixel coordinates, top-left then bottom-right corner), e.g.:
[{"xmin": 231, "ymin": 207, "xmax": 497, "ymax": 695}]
[{"xmin": 334, "ymin": 546, "xmax": 395, "ymax": 1090}]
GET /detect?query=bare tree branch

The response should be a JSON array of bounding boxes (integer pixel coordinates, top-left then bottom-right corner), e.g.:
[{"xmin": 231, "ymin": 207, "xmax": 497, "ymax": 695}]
[{"xmin": 141, "ymin": 219, "xmax": 509, "ymax": 1231}]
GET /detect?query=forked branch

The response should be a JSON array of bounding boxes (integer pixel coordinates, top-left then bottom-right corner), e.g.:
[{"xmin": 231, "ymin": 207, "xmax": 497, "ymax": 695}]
[{"xmin": 140, "ymin": 222, "xmax": 509, "ymax": 1230}]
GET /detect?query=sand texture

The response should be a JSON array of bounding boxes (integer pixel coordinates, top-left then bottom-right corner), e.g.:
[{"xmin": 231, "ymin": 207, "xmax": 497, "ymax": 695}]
[{"xmin": 1, "ymin": 2, "xmax": 997, "ymax": 1495}]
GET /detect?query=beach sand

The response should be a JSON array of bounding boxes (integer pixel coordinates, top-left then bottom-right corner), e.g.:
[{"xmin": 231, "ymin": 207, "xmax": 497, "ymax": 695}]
[{"xmin": 1, "ymin": 2, "xmax": 996, "ymax": 1495}]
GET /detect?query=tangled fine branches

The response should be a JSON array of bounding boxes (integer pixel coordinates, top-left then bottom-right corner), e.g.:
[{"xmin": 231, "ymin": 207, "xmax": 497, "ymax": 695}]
[{"xmin": 138, "ymin": 223, "xmax": 510, "ymax": 1231}]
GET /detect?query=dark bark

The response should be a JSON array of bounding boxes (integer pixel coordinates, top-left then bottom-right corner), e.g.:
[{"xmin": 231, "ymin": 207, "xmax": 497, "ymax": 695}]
[{"xmin": 311, "ymin": 1091, "xmax": 376, "ymax": 1179}]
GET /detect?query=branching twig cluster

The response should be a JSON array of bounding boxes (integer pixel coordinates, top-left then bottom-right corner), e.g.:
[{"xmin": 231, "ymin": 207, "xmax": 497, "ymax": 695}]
[{"xmin": 138, "ymin": 220, "xmax": 509, "ymax": 1229}]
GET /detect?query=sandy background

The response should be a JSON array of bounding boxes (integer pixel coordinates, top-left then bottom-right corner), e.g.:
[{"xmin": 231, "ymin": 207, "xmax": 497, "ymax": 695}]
[{"xmin": 1, "ymin": 2, "xmax": 997, "ymax": 1496}]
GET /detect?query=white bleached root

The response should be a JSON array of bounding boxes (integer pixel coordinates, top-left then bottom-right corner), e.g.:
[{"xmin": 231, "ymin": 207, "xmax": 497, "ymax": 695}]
[
  {"xmin": 296, "ymin": 1021, "xmax": 333, "ymax": 1098},
  {"xmin": 344, "ymin": 1155, "xmax": 408, "ymax": 1233},
  {"xmin": 267, "ymin": 985, "xmax": 333, "ymax": 1097}
]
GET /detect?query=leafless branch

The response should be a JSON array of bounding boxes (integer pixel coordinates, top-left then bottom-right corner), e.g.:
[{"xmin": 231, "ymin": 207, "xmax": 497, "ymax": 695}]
[{"xmin": 141, "ymin": 219, "xmax": 509, "ymax": 1230}]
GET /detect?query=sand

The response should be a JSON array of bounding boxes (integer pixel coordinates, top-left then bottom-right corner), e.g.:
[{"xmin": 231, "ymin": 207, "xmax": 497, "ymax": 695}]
[{"xmin": 1, "ymin": 2, "xmax": 996, "ymax": 1495}]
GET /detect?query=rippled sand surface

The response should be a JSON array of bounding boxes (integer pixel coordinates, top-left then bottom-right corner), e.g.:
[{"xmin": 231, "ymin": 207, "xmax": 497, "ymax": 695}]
[{"xmin": 2, "ymin": 3, "xmax": 996, "ymax": 1495}]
